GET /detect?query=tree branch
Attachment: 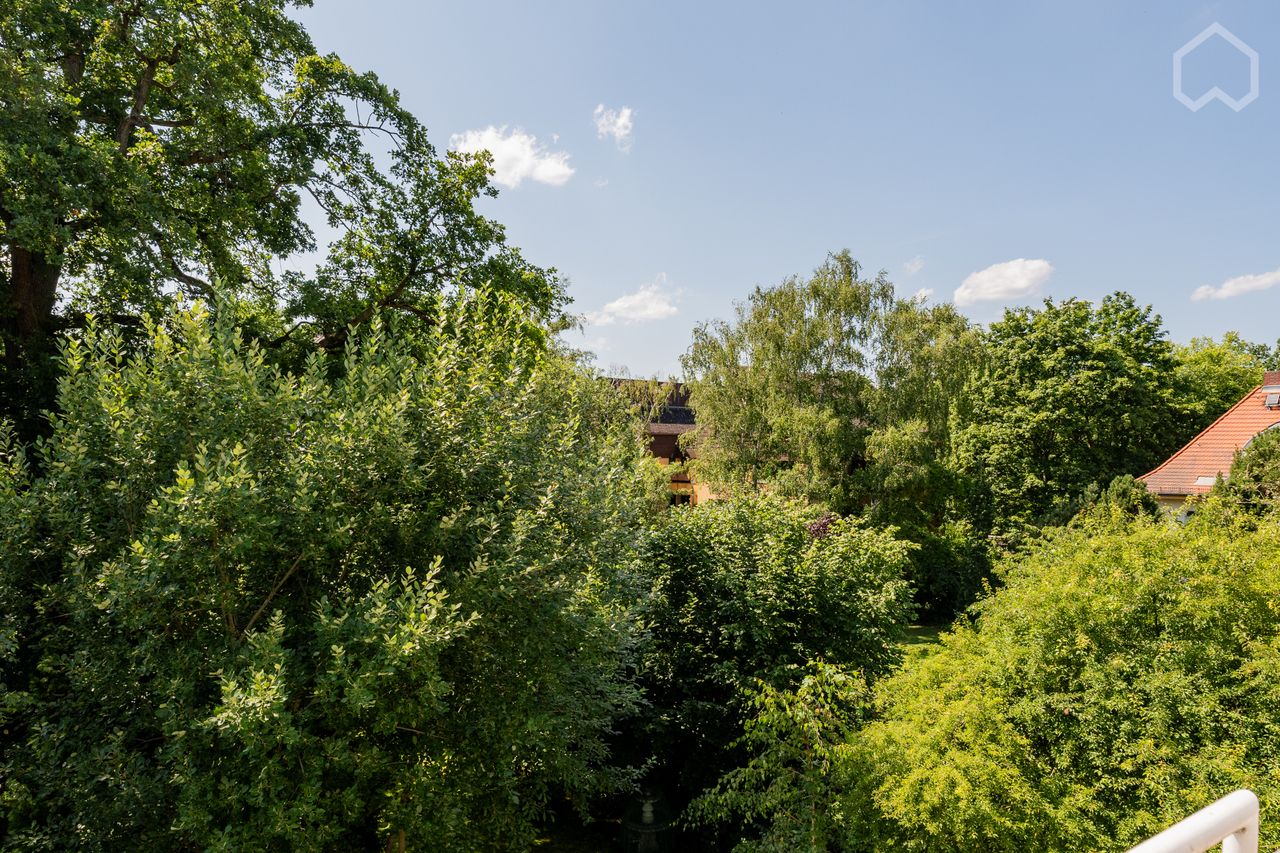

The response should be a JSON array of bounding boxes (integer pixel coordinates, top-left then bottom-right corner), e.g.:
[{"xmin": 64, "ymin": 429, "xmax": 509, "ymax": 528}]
[
  {"xmin": 312, "ymin": 257, "xmax": 437, "ymax": 350},
  {"xmin": 118, "ymin": 57, "xmax": 159, "ymax": 152},
  {"xmin": 242, "ymin": 553, "xmax": 305, "ymax": 638},
  {"xmin": 180, "ymin": 143, "xmax": 254, "ymax": 167},
  {"xmin": 349, "ymin": 257, "xmax": 425, "ymax": 328},
  {"xmin": 157, "ymin": 244, "xmax": 212, "ymax": 294},
  {"xmin": 262, "ymin": 319, "xmax": 318, "ymax": 349},
  {"xmin": 142, "ymin": 116, "xmax": 195, "ymax": 128}
]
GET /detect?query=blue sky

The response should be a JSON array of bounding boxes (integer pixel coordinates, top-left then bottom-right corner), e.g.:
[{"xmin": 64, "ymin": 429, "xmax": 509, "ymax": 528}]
[{"xmin": 296, "ymin": 1, "xmax": 1280, "ymax": 378}]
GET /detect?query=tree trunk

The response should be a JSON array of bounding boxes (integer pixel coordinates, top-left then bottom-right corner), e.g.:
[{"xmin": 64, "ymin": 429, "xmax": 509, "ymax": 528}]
[
  {"xmin": 6, "ymin": 243, "xmax": 61, "ymax": 342},
  {"xmin": 2, "ymin": 243, "xmax": 63, "ymax": 439}
]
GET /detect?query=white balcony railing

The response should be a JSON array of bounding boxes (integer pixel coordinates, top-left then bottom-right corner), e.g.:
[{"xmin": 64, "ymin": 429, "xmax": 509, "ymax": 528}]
[{"xmin": 1126, "ymin": 789, "xmax": 1258, "ymax": 853}]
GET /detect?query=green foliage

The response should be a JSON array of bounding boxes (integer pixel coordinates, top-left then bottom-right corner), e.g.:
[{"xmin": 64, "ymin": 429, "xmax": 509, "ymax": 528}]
[
  {"xmin": 1215, "ymin": 425, "xmax": 1280, "ymax": 513},
  {"xmin": 1173, "ymin": 333, "xmax": 1270, "ymax": 432},
  {"xmin": 834, "ymin": 510, "xmax": 1280, "ymax": 851},
  {"xmin": 634, "ymin": 496, "xmax": 914, "ymax": 805},
  {"xmin": 0, "ymin": 296, "xmax": 655, "ymax": 850},
  {"xmin": 681, "ymin": 251, "xmax": 987, "ymax": 617},
  {"xmin": 898, "ymin": 520, "xmax": 991, "ymax": 623},
  {"xmin": 688, "ymin": 663, "xmax": 871, "ymax": 853},
  {"xmin": 1074, "ymin": 474, "xmax": 1162, "ymax": 524},
  {"xmin": 954, "ymin": 293, "xmax": 1184, "ymax": 538},
  {"xmin": 2, "ymin": 0, "xmax": 559, "ymax": 433},
  {"xmin": 1, "ymin": 0, "xmax": 557, "ymax": 315},
  {"xmin": 681, "ymin": 253, "xmax": 980, "ymax": 517},
  {"xmin": 866, "ymin": 296, "xmax": 986, "ymax": 524},
  {"xmin": 680, "ymin": 252, "xmax": 892, "ymax": 509},
  {"xmin": 4, "ymin": 0, "xmax": 316, "ymax": 294}
]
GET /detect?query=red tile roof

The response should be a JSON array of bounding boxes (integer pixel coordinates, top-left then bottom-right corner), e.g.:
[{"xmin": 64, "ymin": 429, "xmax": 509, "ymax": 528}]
[{"xmin": 1140, "ymin": 372, "xmax": 1280, "ymax": 496}]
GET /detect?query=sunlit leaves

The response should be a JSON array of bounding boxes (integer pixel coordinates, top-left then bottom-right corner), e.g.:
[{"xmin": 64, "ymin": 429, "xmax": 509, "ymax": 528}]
[{"xmin": 0, "ymin": 294, "xmax": 654, "ymax": 849}]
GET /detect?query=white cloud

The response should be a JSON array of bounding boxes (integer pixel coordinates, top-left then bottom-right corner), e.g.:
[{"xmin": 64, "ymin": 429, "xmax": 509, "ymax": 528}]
[
  {"xmin": 912, "ymin": 287, "xmax": 935, "ymax": 302},
  {"xmin": 593, "ymin": 178, "xmax": 609, "ymax": 189},
  {"xmin": 903, "ymin": 256, "xmax": 925, "ymax": 276},
  {"xmin": 1191, "ymin": 267, "xmax": 1280, "ymax": 301},
  {"xmin": 593, "ymin": 104, "xmax": 634, "ymax": 151},
  {"xmin": 449, "ymin": 126, "xmax": 573, "ymax": 188},
  {"xmin": 954, "ymin": 258, "xmax": 1053, "ymax": 307},
  {"xmin": 586, "ymin": 275, "xmax": 678, "ymax": 326},
  {"xmin": 582, "ymin": 336, "xmax": 610, "ymax": 352}
]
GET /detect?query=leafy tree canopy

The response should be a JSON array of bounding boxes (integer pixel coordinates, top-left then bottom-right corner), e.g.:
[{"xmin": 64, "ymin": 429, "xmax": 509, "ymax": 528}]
[
  {"xmin": 688, "ymin": 662, "xmax": 872, "ymax": 853},
  {"xmin": 0, "ymin": 296, "xmax": 655, "ymax": 851},
  {"xmin": 632, "ymin": 496, "xmax": 914, "ymax": 818},
  {"xmin": 843, "ymin": 509, "xmax": 1280, "ymax": 852},
  {"xmin": 680, "ymin": 251, "xmax": 986, "ymax": 618},
  {"xmin": 1173, "ymin": 332, "xmax": 1272, "ymax": 432},
  {"xmin": 2, "ymin": 0, "xmax": 558, "ymax": 429},
  {"xmin": 1214, "ymin": 423, "xmax": 1280, "ymax": 514},
  {"xmin": 681, "ymin": 251, "xmax": 981, "ymax": 517},
  {"xmin": 954, "ymin": 293, "xmax": 1184, "ymax": 537},
  {"xmin": 696, "ymin": 508, "xmax": 1280, "ymax": 852}
]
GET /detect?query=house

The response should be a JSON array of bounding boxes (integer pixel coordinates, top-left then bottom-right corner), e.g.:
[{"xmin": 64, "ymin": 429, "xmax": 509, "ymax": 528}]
[
  {"xmin": 641, "ymin": 382, "xmax": 717, "ymax": 505},
  {"xmin": 613, "ymin": 380, "xmax": 714, "ymax": 505},
  {"xmin": 1139, "ymin": 370, "xmax": 1280, "ymax": 513}
]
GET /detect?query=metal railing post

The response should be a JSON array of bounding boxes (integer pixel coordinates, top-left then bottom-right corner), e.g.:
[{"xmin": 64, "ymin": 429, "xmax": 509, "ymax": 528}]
[{"xmin": 1126, "ymin": 789, "xmax": 1259, "ymax": 853}]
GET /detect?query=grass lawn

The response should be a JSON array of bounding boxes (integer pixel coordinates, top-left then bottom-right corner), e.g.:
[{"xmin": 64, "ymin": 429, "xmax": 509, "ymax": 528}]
[{"xmin": 900, "ymin": 623, "xmax": 945, "ymax": 656}]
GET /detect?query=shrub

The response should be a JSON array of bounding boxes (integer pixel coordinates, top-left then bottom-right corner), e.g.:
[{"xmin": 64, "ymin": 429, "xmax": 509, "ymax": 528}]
[
  {"xmin": 695, "ymin": 508, "xmax": 1280, "ymax": 851},
  {"xmin": 838, "ymin": 511, "xmax": 1280, "ymax": 851},
  {"xmin": 1216, "ymin": 425, "xmax": 1280, "ymax": 513},
  {"xmin": 0, "ymin": 296, "xmax": 658, "ymax": 851},
  {"xmin": 688, "ymin": 662, "xmax": 872, "ymax": 852},
  {"xmin": 633, "ymin": 497, "xmax": 914, "ymax": 808},
  {"xmin": 898, "ymin": 520, "xmax": 991, "ymax": 623}
]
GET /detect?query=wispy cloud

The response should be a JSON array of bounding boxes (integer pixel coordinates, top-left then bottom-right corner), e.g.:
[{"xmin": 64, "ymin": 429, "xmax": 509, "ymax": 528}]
[
  {"xmin": 912, "ymin": 287, "xmax": 935, "ymax": 302},
  {"xmin": 1191, "ymin": 267, "xmax": 1280, "ymax": 301},
  {"xmin": 903, "ymin": 256, "xmax": 925, "ymax": 276},
  {"xmin": 954, "ymin": 258, "xmax": 1053, "ymax": 307},
  {"xmin": 593, "ymin": 104, "xmax": 635, "ymax": 151},
  {"xmin": 593, "ymin": 178, "xmax": 609, "ymax": 189},
  {"xmin": 449, "ymin": 126, "xmax": 573, "ymax": 188},
  {"xmin": 586, "ymin": 274, "xmax": 678, "ymax": 326}
]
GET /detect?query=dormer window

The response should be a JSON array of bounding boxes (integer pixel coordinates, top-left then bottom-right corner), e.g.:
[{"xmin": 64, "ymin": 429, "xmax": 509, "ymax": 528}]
[{"xmin": 1267, "ymin": 392, "xmax": 1280, "ymax": 409}]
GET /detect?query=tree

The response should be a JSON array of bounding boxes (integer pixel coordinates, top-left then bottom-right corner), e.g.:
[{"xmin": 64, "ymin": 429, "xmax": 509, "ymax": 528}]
[
  {"xmin": 1172, "ymin": 333, "xmax": 1270, "ymax": 433},
  {"xmin": 681, "ymin": 251, "xmax": 986, "ymax": 617},
  {"xmin": 705, "ymin": 509, "xmax": 1280, "ymax": 851},
  {"xmin": 687, "ymin": 663, "xmax": 871, "ymax": 853},
  {"xmin": 681, "ymin": 252, "xmax": 982, "ymax": 516},
  {"xmin": 1215, "ymin": 424, "xmax": 1280, "ymax": 513},
  {"xmin": 833, "ymin": 509, "xmax": 1280, "ymax": 852},
  {"xmin": 0, "ymin": 296, "xmax": 657, "ymax": 850},
  {"xmin": 1, "ymin": 0, "xmax": 557, "ymax": 431},
  {"xmin": 632, "ymin": 496, "xmax": 914, "ymax": 818},
  {"xmin": 680, "ymin": 252, "xmax": 893, "ymax": 511},
  {"xmin": 864, "ymin": 295, "xmax": 987, "ymax": 527},
  {"xmin": 954, "ymin": 293, "xmax": 1183, "ymax": 537},
  {"xmin": 1074, "ymin": 473, "xmax": 1161, "ymax": 523}
]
